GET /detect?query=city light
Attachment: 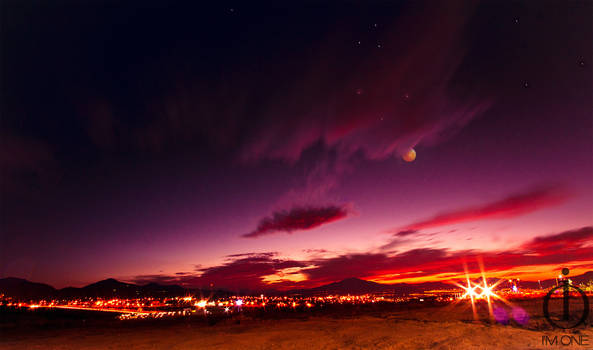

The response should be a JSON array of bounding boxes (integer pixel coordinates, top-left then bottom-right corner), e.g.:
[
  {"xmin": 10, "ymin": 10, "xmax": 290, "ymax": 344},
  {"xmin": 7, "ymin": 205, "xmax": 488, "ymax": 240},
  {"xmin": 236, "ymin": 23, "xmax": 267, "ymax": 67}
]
[{"xmin": 5, "ymin": 271, "xmax": 586, "ymax": 324}]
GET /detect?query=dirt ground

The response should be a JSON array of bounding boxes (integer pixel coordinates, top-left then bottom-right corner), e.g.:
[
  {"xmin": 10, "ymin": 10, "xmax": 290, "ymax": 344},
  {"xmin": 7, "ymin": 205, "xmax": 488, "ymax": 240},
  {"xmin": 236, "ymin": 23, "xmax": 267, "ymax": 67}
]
[{"xmin": 1, "ymin": 300, "xmax": 591, "ymax": 349}]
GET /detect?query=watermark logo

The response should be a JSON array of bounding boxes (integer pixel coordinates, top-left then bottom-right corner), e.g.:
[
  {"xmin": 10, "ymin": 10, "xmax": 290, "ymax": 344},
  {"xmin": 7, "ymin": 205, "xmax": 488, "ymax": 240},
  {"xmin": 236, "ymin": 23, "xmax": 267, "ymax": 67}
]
[
  {"xmin": 542, "ymin": 268, "xmax": 590, "ymax": 329},
  {"xmin": 541, "ymin": 335, "xmax": 590, "ymax": 347}
]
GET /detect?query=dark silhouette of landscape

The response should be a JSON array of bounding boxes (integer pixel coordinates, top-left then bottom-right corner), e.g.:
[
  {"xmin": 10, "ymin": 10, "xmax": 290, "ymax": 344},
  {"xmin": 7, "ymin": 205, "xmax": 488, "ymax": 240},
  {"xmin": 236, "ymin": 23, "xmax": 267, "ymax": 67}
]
[{"xmin": 2, "ymin": 271, "xmax": 592, "ymax": 299}]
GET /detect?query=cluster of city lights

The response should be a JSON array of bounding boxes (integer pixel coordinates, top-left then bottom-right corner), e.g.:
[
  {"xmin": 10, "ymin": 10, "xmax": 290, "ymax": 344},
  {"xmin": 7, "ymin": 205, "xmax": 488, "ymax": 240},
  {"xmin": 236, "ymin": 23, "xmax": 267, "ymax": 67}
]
[
  {"xmin": 456, "ymin": 278, "xmax": 501, "ymax": 301},
  {"xmin": 451, "ymin": 260, "xmax": 522, "ymax": 322},
  {"xmin": 4, "ymin": 267, "xmax": 589, "ymax": 324},
  {"xmin": 1, "ymin": 292, "xmax": 453, "ymax": 321}
]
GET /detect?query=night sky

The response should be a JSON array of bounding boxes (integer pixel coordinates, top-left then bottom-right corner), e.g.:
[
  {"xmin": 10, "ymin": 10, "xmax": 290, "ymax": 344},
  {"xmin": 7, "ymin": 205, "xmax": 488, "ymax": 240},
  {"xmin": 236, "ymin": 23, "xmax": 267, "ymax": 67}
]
[{"xmin": 1, "ymin": 0, "xmax": 591, "ymax": 290}]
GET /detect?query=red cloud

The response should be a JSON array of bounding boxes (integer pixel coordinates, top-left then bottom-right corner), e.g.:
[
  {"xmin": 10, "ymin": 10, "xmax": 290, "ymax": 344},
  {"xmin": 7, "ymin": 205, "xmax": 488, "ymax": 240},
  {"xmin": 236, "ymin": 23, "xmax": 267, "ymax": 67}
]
[
  {"xmin": 522, "ymin": 226, "xmax": 593, "ymax": 252},
  {"xmin": 242, "ymin": 205, "xmax": 350, "ymax": 238},
  {"xmin": 305, "ymin": 228, "xmax": 593, "ymax": 285},
  {"xmin": 130, "ymin": 252, "xmax": 307, "ymax": 290},
  {"xmin": 399, "ymin": 185, "xmax": 570, "ymax": 231},
  {"xmin": 131, "ymin": 227, "xmax": 592, "ymax": 291},
  {"xmin": 195, "ymin": 254, "xmax": 306, "ymax": 290}
]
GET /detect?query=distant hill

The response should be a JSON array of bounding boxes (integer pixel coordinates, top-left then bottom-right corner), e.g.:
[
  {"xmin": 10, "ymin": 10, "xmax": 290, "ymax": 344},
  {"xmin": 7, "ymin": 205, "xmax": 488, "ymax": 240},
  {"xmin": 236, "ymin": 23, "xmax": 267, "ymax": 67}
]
[
  {"xmin": 490, "ymin": 271, "xmax": 593, "ymax": 290},
  {"xmin": 58, "ymin": 279, "xmax": 190, "ymax": 299},
  {"xmin": 0, "ymin": 277, "xmax": 190, "ymax": 299},
  {"xmin": 141, "ymin": 282, "xmax": 186, "ymax": 296},
  {"xmin": 566, "ymin": 270, "xmax": 593, "ymax": 284},
  {"xmin": 389, "ymin": 281, "xmax": 455, "ymax": 295},
  {"xmin": 291, "ymin": 278, "xmax": 453, "ymax": 296},
  {"xmin": 0, "ymin": 277, "xmax": 56, "ymax": 299},
  {"xmin": 310, "ymin": 277, "xmax": 391, "ymax": 294},
  {"xmin": 80, "ymin": 278, "xmax": 142, "ymax": 298},
  {"xmin": 289, "ymin": 271, "xmax": 593, "ymax": 296},
  {"xmin": 2, "ymin": 271, "xmax": 592, "ymax": 299},
  {"xmin": 537, "ymin": 270, "xmax": 593, "ymax": 289}
]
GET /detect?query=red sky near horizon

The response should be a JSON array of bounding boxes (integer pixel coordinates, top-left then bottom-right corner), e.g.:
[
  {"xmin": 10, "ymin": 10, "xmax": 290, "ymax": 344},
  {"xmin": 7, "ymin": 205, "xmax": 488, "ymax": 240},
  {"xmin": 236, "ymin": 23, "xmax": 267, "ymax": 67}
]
[{"xmin": 1, "ymin": 1, "xmax": 592, "ymax": 290}]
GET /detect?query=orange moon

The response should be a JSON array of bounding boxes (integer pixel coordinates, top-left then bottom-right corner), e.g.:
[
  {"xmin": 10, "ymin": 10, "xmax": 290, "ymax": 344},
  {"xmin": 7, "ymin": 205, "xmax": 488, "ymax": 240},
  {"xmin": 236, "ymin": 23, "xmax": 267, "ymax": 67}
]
[{"xmin": 402, "ymin": 148, "xmax": 416, "ymax": 162}]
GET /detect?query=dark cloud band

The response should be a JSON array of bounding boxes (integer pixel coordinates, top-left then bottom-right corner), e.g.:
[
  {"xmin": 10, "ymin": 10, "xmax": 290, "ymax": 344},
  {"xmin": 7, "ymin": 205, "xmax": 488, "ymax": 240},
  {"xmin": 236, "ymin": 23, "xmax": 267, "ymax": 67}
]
[{"xmin": 243, "ymin": 205, "xmax": 351, "ymax": 238}]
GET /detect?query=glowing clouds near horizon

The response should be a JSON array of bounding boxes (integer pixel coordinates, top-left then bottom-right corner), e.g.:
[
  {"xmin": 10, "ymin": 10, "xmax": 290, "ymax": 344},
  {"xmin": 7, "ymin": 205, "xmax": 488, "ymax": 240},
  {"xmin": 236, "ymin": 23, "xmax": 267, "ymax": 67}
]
[
  {"xmin": 262, "ymin": 266, "xmax": 311, "ymax": 284},
  {"xmin": 402, "ymin": 148, "xmax": 416, "ymax": 162}
]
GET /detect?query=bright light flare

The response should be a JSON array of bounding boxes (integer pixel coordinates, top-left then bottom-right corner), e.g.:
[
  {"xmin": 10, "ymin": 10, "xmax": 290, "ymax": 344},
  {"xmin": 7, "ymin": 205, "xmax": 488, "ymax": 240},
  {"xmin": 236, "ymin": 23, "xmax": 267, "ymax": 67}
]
[
  {"xmin": 453, "ymin": 259, "xmax": 510, "ymax": 321},
  {"xmin": 457, "ymin": 281, "xmax": 480, "ymax": 300},
  {"xmin": 455, "ymin": 279, "xmax": 501, "ymax": 300},
  {"xmin": 479, "ymin": 283, "xmax": 496, "ymax": 299}
]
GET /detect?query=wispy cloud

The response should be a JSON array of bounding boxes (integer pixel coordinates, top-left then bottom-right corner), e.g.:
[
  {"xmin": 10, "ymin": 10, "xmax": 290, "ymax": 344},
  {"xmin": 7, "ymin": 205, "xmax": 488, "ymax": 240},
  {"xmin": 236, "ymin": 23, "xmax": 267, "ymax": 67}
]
[
  {"xmin": 397, "ymin": 185, "xmax": 571, "ymax": 231},
  {"xmin": 522, "ymin": 226, "xmax": 593, "ymax": 252},
  {"xmin": 243, "ymin": 205, "xmax": 351, "ymax": 238}
]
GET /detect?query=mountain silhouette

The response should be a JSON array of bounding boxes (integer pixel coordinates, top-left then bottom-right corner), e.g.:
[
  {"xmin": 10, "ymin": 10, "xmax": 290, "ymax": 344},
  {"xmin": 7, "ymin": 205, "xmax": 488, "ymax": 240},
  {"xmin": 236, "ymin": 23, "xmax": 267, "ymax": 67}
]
[
  {"xmin": 2, "ymin": 271, "xmax": 592, "ymax": 299},
  {"xmin": 0, "ymin": 277, "xmax": 55, "ymax": 299},
  {"xmin": 1, "ymin": 277, "xmax": 188, "ymax": 299},
  {"xmin": 291, "ymin": 278, "xmax": 453, "ymax": 295},
  {"xmin": 310, "ymin": 277, "xmax": 391, "ymax": 294}
]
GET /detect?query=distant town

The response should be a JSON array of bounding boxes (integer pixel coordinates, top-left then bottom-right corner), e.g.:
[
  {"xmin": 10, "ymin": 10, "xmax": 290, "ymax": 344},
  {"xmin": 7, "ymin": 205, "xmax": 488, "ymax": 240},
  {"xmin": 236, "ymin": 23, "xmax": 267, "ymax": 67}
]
[{"xmin": 2, "ymin": 272, "xmax": 591, "ymax": 321}]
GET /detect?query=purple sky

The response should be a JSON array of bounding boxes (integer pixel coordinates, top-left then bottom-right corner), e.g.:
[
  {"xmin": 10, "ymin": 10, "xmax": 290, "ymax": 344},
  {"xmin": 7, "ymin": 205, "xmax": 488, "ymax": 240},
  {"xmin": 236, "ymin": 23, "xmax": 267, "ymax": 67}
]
[{"xmin": 1, "ymin": 0, "xmax": 591, "ymax": 289}]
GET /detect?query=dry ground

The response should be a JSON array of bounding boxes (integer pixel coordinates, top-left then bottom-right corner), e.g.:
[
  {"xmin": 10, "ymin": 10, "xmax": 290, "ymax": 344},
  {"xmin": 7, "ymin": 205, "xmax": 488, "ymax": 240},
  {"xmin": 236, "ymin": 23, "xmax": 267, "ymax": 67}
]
[{"xmin": 1, "ymin": 300, "xmax": 591, "ymax": 349}]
